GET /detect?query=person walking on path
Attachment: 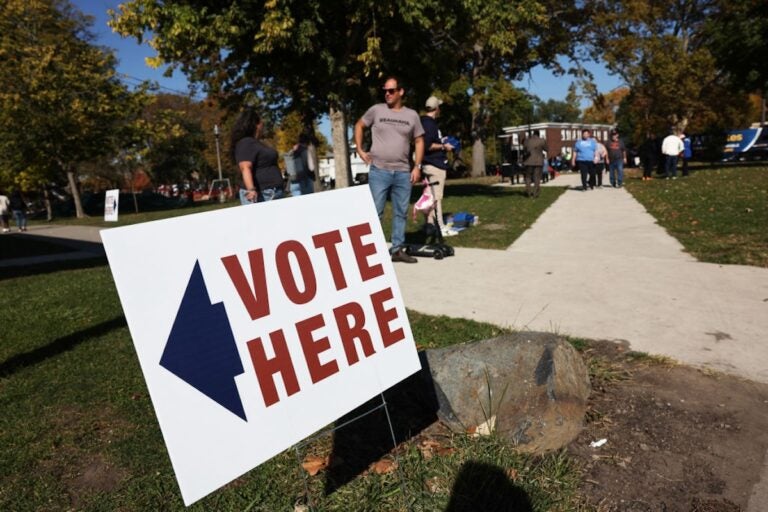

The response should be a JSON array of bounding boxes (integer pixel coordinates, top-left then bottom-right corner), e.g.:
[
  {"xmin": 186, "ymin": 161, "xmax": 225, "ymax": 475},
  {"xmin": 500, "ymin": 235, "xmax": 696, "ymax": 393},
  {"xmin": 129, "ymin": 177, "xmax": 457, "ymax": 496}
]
[
  {"xmin": 285, "ymin": 133, "xmax": 316, "ymax": 197},
  {"xmin": 420, "ymin": 95, "xmax": 456, "ymax": 236},
  {"xmin": 662, "ymin": 131, "xmax": 684, "ymax": 179},
  {"xmin": 9, "ymin": 190, "xmax": 27, "ymax": 232},
  {"xmin": 594, "ymin": 140, "xmax": 608, "ymax": 187},
  {"xmin": 522, "ymin": 130, "xmax": 547, "ymax": 197},
  {"xmin": 355, "ymin": 76, "xmax": 425, "ymax": 263},
  {"xmin": 639, "ymin": 133, "xmax": 657, "ymax": 181},
  {"xmin": 231, "ymin": 108, "xmax": 285, "ymax": 204},
  {"xmin": 0, "ymin": 191, "xmax": 10, "ymax": 232},
  {"xmin": 681, "ymin": 133, "xmax": 692, "ymax": 177},
  {"xmin": 606, "ymin": 129, "xmax": 627, "ymax": 187},
  {"xmin": 572, "ymin": 129, "xmax": 598, "ymax": 190}
]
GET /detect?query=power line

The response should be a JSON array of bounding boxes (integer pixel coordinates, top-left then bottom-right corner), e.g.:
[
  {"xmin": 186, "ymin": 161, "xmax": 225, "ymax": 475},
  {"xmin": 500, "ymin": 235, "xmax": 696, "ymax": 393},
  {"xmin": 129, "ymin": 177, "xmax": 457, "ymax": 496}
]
[{"xmin": 117, "ymin": 72, "xmax": 204, "ymax": 98}]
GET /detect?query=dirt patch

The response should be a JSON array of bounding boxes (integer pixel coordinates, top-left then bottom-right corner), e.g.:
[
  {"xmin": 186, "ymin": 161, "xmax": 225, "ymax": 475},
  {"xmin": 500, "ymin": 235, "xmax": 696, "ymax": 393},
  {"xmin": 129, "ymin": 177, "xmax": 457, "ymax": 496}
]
[
  {"xmin": 39, "ymin": 405, "xmax": 130, "ymax": 508},
  {"xmin": 570, "ymin": 340, "xmax": 768, "ymax": 511}
]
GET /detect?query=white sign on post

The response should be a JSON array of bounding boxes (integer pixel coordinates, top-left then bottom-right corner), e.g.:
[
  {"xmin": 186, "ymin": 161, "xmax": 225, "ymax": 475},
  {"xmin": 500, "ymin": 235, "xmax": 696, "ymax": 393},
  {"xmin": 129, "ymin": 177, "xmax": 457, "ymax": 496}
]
[
  {"xmin": 104, "ymin": 189, "xmax": 119, "ymax": 222},
  {"xmin": 100, "ymin": 187, "xmax": 421, "ymax": 506}
]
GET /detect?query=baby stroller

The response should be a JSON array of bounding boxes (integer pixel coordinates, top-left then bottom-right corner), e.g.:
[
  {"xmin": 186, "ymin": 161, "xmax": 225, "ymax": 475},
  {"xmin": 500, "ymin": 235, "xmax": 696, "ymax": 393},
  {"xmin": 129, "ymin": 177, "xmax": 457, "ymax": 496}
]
[{"xmin": 405, "ymin": 179, "xmax": 455, "ymax": 260}]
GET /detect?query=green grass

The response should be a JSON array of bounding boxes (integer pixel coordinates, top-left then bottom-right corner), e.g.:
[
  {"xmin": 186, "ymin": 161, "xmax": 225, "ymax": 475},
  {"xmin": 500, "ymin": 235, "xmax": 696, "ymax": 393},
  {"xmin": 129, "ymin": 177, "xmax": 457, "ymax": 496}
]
[
  {"xmin": 0, "ymin": 264, "xmax": 582, "ymax": 511},
  {"xmin": 381, "ymin": 176, "xmax": 566, "ymax": 250},
  {"xmin": 626, "ymin": 165, "xmax": 768, "ymax": 267}
]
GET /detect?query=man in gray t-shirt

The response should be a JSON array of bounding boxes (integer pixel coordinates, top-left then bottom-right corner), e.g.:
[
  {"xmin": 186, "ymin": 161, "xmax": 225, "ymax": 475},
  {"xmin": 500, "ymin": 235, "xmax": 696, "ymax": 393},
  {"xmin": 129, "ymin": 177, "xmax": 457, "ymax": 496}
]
[{"xmin": 355, "ymin": 76, "xmax": 425, "ymax": 263}]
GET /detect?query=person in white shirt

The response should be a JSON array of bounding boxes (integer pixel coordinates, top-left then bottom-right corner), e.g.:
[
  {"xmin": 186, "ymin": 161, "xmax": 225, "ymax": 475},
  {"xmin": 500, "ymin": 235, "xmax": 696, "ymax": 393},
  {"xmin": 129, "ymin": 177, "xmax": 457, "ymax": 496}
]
[{"xmin": 661, "ymin": 131, "xmax": 684, "ymax": 179}]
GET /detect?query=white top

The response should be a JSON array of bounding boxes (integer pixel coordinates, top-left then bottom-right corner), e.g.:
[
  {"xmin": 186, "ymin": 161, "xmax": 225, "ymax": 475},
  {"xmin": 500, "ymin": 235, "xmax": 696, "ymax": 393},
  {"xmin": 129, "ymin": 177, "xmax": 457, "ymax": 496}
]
[{"xmin": 662, "ymin": 134, "xmax": 684, "ymax": 156}]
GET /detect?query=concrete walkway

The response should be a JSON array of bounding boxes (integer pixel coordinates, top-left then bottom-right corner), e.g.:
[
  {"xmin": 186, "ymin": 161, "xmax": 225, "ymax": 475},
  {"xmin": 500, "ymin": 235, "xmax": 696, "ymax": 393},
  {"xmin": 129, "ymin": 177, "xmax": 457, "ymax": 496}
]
[{"xmin": 395, "ymin": 173, "xmax": 768, "ymax": 385}]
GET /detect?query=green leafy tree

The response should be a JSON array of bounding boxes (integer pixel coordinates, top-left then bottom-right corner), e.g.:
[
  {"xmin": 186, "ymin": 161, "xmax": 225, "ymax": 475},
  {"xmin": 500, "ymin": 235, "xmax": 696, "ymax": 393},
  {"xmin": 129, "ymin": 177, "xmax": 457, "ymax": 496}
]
[
  {"xmin": 443, "ymin": 0, "xmax": 586, "ymax": 176},
  {"xmin": 141, "ymin": 94, "xmax": 210, "ymax": 186},
  {"xmin": 109, "ymin": 0, "xmax": 442, "ymax": 188},
  {"xmin": 587, "ymin": 0, "xmax": 751, "ymax": 141},
  {"xmin": 109, "ymin": 0, "xmax": 586, "ymax": 182},
  {"xmin": 703, "ymin": 0, "xmax": 768, "ymax": 123},
  {"xmin": 0, "ymin": 0, "xmax": 134, "ymax": 217}
]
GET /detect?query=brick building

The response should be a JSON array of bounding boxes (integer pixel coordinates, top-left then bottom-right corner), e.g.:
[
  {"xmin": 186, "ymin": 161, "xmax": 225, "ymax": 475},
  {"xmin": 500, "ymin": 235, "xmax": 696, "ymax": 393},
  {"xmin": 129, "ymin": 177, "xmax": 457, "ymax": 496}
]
[{"xmin": 499, "ymin": 122, "xmax": 615, "ymax": 163}]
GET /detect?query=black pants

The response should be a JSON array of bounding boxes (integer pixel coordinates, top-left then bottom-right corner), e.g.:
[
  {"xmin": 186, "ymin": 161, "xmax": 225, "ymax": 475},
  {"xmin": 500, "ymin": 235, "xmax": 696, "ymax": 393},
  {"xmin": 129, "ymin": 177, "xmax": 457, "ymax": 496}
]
[{"xmin": 577, "ymin": 161, "xmax": 595, "ymax": 189}]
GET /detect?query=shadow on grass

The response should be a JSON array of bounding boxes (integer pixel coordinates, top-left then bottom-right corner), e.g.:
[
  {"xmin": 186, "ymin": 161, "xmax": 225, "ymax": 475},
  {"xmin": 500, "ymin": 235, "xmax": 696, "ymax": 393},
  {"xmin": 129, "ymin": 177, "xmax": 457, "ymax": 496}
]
[
  {"xmin": 445, "ymin": 461, "xmax": 533, "ymax": 512},
  {"xmin": 0, "ymin": 256, "xmax": 108, "ymax": 281},
  {"xmin": 447, "ymin": 183, "xmax": 525, "ymax": 197},
  {"xmin": 0, "ymin": 315, "xmax": 126, "ymax": 378},
  {"xmin": 324, "ymin": 352, "xmax": 439, "ymax": 494}
]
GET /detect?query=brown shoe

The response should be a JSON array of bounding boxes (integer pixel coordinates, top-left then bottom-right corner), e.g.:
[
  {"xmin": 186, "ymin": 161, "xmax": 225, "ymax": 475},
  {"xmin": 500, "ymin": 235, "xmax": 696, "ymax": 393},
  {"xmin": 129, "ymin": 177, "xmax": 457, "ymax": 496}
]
[{"xmin": 391, "ymin": 249, "xmax": 417, "ymax": 263}]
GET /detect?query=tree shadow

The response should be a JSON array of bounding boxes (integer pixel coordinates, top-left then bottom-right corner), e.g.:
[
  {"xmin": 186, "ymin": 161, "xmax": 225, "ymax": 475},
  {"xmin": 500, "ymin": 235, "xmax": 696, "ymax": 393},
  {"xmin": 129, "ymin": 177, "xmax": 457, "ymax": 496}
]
[
  {"xmin": 0, "ymin": 316, "xmax": 126, "ymax": 378},
  {"xmin": 445, "ymin": 461, "xmax": 533, "ymax": 512},
  {"xmin": 0, "ymin": 256, "xmax": 108, "ymax": 281},
  {"xmin": 9, "ymin": 232, "xmax": 105, "ymax": 255},
  {"xmin": 324, "ymin": 352, "xmax": 439, "ymax": 494},
  {"xmin": 0, "ymin": 233, "xmax": 106, "ymax": 281}
]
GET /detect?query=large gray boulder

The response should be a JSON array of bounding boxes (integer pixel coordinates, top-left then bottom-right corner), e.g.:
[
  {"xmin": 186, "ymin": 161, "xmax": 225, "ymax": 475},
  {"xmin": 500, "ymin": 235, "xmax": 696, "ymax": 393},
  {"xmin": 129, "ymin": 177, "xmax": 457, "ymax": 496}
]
[{"xmin": 421, "ymin": 332, "xmax": 590, "ymax": 454}]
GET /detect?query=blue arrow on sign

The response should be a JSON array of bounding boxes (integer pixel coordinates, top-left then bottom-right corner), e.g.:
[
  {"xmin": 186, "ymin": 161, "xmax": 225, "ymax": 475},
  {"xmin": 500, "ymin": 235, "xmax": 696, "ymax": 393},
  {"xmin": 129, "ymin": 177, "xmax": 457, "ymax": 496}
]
[{"xmin": 160, "ymin": 260, "xmax": 247, "ymax": 421}]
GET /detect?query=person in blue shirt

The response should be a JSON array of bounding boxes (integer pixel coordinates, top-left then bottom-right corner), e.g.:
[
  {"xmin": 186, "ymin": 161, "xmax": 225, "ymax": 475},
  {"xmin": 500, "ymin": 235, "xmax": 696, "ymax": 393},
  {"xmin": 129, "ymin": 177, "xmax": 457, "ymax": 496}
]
[
  {"xmin": 682, "ymin": 134, "xmax": 692, "ymax": 177},
  {"xmin": 571, "ymin": 129, "xmax": 597, "ymax": 191}
]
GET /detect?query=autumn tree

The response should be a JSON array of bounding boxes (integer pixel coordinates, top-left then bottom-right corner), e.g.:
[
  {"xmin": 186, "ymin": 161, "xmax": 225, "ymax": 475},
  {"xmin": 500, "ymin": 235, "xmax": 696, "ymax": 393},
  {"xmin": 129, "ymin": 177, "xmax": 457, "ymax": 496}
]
[
  {"xmin": 582, "ymin": 87, "xmax": 629, "ymax": 124},
  {"xmin": 587, "ymin": 0, "xmax": 752, "ymax": 141},
  {"xmin": 0, "ymin": 0, "xmax": 135, "ymax": 217}
]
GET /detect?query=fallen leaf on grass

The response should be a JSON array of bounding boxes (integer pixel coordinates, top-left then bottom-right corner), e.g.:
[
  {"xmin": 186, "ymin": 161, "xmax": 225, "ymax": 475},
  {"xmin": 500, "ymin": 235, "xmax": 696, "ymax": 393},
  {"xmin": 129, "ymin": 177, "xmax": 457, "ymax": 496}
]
[
  {"xmin": 418, "ymin": 439, "xmax": 442, "ymax": 460},
  {"xmin": 425, "ymin": 476, "xmax": 446, "ymax": 494},
  {"xmin": 371, "ymin": 458, "xmax": 397, "ymax": 475},
  {"xmin": 506, "ymin": 468, "xmax": 519, "ymax": 481},
  {"xmin": 301, "ymin": 456, "xmax": 329, "ymax": 476}
]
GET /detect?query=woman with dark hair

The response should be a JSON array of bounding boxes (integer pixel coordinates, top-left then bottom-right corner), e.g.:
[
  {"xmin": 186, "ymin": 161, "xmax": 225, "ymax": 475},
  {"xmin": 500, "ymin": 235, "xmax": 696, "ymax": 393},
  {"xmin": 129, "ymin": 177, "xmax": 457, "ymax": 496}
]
[{"xmin": 230, "ymin": 108, "xmax": 284, "ymax": 204}]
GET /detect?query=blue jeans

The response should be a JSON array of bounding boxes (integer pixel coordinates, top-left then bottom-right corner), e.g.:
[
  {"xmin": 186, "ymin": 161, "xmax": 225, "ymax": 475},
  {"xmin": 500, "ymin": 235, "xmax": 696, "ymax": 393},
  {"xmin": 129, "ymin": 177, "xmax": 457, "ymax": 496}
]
[
  {"xmin": 12, "ymin": 210, "xmax": 26, "ymax": 230},
  {"xmin": 665, "ymin": 155, "xmax": 678, "ymax": 178},
  {"xmin": 289, "ymin": 178, "xmax": 314, "ymax": 197},
  {"xmin": 368, "ymin": 166, "xmax": 412, "ymax": 253},
  {"xmin": 609, "ymin": 160, "xmax": 624, "ymax": 186},
  {"xmin": 239, "ymin": 186, "xmax": 284, "ymax": 205}
]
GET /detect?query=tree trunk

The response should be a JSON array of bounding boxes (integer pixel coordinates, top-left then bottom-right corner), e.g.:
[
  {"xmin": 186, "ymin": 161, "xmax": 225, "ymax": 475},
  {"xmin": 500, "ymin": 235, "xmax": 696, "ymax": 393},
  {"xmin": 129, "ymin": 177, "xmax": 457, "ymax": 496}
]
[
  {"xmin": 470, "ymin": 93, "xmax": 487, "ymax": 177},
  {"xmin": 42, "ymin": 187, "xmax": 52, "ymax": 221},
  {"xmin": 472, "ymin": 138, "xmax": 486, "ymax": 178},
  {"xmin": 126, "ymin": 170, "xmax": 139, "ymax": 213},
  {"xmin": 66, "ymin": 168, "xmax": 86, "ymax": 218},
  {"xmin": 470, "ymin": 42, "xmax": 487, "ymax": 177},
  {"xmin": 330, "ymin": 103, "xmax": 352, "ymax": 188}
]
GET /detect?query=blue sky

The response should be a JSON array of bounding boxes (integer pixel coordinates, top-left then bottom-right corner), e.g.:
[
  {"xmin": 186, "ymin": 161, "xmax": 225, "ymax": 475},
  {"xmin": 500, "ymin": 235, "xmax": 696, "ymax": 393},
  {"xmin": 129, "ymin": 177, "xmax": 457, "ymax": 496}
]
[{"xmin": 74, "ymin": 0, "xmax": 625, "ymax": 135}]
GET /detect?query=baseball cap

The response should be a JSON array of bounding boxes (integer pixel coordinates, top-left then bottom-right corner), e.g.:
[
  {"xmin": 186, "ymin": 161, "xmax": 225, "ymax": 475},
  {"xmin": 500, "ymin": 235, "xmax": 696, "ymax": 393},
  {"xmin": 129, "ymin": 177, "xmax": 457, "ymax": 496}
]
[{"xmin": 425, "ymin": 96, "xmax": 443, "ymax": 110}]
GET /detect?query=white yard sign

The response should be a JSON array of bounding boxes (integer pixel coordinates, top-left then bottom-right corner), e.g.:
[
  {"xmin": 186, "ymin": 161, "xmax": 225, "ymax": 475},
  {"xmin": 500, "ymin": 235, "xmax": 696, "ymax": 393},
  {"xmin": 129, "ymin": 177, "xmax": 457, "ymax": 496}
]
[
  {"xmin": 100, "ymin": 187, "xmax": 421, "ymax": 506},
  {"xmin": 104, "ymin": 189, "xmax": 119, "ymax": 222}
]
